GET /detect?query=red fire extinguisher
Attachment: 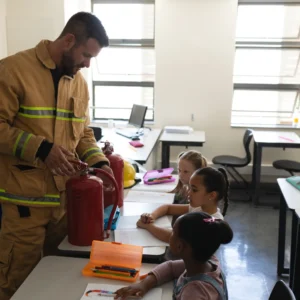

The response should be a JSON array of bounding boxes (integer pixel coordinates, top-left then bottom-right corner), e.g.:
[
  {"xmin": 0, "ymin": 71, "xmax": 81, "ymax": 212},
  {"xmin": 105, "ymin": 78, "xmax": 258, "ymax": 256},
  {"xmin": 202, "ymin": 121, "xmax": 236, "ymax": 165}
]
[
  {"xmin": 66, "ymin": 161, "xmax": 119, "ymax": 246},
  {"xmin": 102, "ymin": 141, "xmax": 124, "ymax": 208}
]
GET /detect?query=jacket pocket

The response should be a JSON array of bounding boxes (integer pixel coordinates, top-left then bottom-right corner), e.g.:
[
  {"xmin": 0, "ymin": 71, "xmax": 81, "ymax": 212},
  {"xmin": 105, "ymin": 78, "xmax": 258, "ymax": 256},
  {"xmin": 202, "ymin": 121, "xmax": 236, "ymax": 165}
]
[
  {"xmin": 72, "ymin": 97, "xmax": 86, "ymax": 140},
  {"xmin": 5, "ymin": 166, "xmax": 46, "ymax": 198},
  {"xmin": 0, "ymin": 238, "xmax": 14, "ymax": 286}
]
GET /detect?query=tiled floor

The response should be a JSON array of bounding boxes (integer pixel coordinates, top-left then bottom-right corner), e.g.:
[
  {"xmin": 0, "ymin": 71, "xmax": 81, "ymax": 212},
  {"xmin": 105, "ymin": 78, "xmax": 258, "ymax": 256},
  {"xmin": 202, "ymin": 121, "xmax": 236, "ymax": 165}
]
[{"xmin": 217, "ymin": 198, "xmax": 292, "ymax": 300}]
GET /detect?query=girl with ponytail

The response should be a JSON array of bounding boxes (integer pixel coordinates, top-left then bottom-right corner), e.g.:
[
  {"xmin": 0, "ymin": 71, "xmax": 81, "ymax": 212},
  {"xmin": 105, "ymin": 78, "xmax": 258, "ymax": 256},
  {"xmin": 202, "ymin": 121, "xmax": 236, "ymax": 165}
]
[
  {"xmin": 115, "ymin": 212, "xmax": 233, "ymax": 300},
  {"xmin": 137, "ymin": 167, "xmax": 230, "ymax": 243}
]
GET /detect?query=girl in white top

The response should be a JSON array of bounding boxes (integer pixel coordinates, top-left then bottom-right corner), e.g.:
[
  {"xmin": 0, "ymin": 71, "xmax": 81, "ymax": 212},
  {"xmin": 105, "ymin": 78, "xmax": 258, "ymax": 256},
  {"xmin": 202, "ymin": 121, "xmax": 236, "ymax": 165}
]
[{"xmin": 137, "ymin": 167, "xmax": 229, "ymax": 243}]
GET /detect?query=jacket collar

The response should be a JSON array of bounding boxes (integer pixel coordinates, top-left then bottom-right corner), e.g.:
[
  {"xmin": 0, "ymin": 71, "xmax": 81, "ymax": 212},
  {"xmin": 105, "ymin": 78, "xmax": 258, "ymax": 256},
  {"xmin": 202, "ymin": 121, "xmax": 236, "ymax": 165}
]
[
  {"xmin": 35, "ymin": 40, "xmax": 56, "ymax": 70},
  {"xmin": 35, "ymin": 40, "xmax": 74, "ymax": 79}
]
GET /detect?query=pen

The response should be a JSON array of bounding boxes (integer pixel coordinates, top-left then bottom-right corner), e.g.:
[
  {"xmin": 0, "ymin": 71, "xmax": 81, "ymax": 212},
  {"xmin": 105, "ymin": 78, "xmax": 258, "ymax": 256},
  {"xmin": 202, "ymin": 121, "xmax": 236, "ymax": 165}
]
[
  {"xmin": 91, "ymin": 268, "xmax": 132, "ymax": 277},
  {"xmin": 96, "ymin": 265, "xmax": 138, "ymax": 274}
]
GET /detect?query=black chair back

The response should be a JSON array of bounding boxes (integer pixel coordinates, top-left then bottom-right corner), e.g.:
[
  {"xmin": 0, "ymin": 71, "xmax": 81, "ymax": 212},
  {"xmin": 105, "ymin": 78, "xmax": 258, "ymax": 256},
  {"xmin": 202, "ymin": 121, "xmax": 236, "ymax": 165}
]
[
  {"xmin": 269, "ymin": 280, "xmax": 296, "ymax": 300},
  {"xmin": 243, "ymin": 129, "xmax": 253, "ymax": 164},
  {"xmin": 89, "ymin": 126, "xmax": 102, "ymax": 141}
]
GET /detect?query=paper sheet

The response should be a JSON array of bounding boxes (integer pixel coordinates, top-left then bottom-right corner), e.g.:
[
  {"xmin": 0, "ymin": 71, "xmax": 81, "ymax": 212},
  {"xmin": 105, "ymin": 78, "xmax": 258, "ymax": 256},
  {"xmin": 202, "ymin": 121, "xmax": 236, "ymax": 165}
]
[
  {"xmin": 117, "ymin": 215, "xmax": 171, "ymax": 229},
  {"xmin": 125, "ymin": 191, "xmax": 174, "ymax": 204},
  {"xmin": 114, "ymin": 228, "xmax": 169, "ymax": 247},
  {"xmin": 81, "ymin": 283, "xmax": 162, "ymax": 300}
]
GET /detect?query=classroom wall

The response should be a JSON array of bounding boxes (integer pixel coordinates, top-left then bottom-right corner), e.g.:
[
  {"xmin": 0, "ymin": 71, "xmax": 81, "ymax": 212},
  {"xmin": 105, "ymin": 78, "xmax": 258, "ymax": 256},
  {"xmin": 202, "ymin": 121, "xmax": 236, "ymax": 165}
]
[
  {"xmin": 2, "ymin": 0, "xmax": 300, "ymax": 173},
  {"xmin": 5, "ymin": 0, "xmax": 64, "ymax": 55},
  {"xmin": 154, "ymin": 0, "xmax": 300, "ymax": 169},
  {"xmin": 0, "ymin": 0, "xmax": 7, "ymax": 59}
]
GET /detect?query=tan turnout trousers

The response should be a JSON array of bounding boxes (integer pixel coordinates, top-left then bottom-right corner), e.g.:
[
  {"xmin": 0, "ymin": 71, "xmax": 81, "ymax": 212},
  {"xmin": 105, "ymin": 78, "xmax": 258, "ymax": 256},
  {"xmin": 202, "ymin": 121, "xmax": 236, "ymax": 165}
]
[{"xmin": 0, "ymin": 202, "xmax": 67, "ymax": 300}]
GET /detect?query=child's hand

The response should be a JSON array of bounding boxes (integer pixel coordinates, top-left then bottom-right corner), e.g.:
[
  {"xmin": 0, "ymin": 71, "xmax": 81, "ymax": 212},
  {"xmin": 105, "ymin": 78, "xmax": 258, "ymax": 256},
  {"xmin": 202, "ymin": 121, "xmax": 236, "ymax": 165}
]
[
  {"xmin": 140, "ymin": 213, "xmax": 154, "ymax": 224},
  {"xmin": 136, "ymin": 218, "xmax": 151, "ymax": 229},
  {"xmin": 114, "ymin": 282, "xmax": 146, "ymax": 299}
]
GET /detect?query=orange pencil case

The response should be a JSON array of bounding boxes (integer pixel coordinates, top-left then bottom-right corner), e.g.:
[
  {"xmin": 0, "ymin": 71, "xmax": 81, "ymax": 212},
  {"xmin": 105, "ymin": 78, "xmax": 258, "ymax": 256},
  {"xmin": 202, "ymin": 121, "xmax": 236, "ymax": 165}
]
[{"xmin": 82, "ymin": 241, "xmax": 143, "ymax": 282}]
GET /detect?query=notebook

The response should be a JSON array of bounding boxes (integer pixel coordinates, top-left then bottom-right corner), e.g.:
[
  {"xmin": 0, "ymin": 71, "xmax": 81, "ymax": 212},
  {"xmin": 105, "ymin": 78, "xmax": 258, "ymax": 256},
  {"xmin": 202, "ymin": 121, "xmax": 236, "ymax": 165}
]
[
  {"xmin": 81, "ymin": 283, "xmax": 162, "ymax": 300},
  {"xmin": 286, "ymin": 176, "xmax": 300, "ymax": 191},
  {"xmin": 114, "ymin": 215, "xmax": 171, "ymax": 247}
]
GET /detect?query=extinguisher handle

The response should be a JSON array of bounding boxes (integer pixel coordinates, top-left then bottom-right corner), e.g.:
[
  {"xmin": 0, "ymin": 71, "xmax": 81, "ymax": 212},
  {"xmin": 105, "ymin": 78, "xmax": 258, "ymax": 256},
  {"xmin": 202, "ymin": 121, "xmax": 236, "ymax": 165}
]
[{"xmin": 91, "ymin": 168, "xmax": 119, "ymax": 239}]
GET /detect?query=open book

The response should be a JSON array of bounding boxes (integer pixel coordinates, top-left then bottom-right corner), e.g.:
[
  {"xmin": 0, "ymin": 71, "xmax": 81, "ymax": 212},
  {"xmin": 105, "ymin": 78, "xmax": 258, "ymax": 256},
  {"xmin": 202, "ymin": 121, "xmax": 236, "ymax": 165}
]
[
  {"xmin": 81, "ymin": 283, "xmax": 162, "ymax": 300},
  {"xmin": 114, "ymin": 215, "xmax": 171, "ymax": 247}
]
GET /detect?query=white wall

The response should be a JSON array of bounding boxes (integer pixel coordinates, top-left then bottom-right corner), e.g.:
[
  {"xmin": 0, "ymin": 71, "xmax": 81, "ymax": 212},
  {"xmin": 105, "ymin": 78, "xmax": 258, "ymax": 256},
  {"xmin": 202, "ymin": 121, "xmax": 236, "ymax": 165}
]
[
  {"xmin": 0, "ymin": 0, "xmax": 7, "ymax": 59},
  {"xmin": 2, "ymin": 0, "xmax": 300, "ymax": 170},
  {"xmin": 155, "ymin": 0, "xmax": 300, "ymax": 167},
  {"xmin": 6, "ymin": 0, "xmax": 64, "ymax": 55}
]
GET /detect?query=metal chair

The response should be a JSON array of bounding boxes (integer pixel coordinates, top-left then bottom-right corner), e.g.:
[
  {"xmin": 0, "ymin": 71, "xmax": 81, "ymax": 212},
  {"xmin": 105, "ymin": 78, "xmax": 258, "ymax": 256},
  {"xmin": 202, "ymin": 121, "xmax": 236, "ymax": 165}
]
[
  {"xmin": 272, "ymin": 160, "xmax": 300, "ymax": 176},
  {"xmin": 89, "ymin": 126, "xmax": 102, "ymax": 141},
  {"xmin": 212, "ymin": 129, "xmax": 253, "ymax": 187},
  {"xmin": 269, "ymin": 280, "xmax": 296, "ymax": 300}
]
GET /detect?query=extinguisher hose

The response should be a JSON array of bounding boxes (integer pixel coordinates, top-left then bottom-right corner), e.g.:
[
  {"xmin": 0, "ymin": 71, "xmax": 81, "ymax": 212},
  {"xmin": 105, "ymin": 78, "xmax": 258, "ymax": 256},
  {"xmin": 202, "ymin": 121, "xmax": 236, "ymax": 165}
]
[{"xmin": 91, "ymin": 168, "xmax": 119, "ymax": 239}]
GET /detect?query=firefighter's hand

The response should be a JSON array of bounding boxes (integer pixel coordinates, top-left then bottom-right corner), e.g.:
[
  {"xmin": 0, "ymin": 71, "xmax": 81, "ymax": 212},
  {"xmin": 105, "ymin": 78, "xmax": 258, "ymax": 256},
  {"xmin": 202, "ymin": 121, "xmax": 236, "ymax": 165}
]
[
  {"xmin": 45, "ymin": 144, "xmax": 76, "ymax": 176},
  {"xmin": 101, "ymin": 164, "xmax": 114, "ymax": 177}
]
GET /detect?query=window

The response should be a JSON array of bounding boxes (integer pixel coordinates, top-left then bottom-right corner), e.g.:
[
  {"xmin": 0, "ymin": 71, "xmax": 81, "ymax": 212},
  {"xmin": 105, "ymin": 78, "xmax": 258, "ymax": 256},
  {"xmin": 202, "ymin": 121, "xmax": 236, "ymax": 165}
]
[
  {"xmin": 92, "ymin": 0, "xmax": 155, "ymax": 121},
  {"xmin": 231, "ymin": 1, "xmax": 300, "ymax": 127}
]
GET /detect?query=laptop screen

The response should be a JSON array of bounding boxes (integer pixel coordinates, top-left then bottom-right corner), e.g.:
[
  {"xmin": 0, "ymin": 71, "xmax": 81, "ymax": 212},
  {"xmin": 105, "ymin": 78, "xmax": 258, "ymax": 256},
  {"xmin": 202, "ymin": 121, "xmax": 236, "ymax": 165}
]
[{"xmin": 128, "ymin": 104, "xmax": 148, "ymax": 128}]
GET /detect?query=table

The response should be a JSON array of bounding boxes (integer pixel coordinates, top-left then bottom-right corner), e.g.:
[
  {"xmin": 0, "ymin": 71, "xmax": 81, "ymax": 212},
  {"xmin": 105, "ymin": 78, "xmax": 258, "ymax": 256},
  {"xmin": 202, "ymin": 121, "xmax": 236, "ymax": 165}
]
[
  {"xmin": 252, "ymin": 131, "xmax": 300, "ymax": 205},
  {"xmin": 160, "ymin": 130, "xmax": 206, "ymax": 168},
  {"xmin": 277, "ymin": 178, "xmax": 300, "ymax": 296},
  {"xmin": 11, "ymin": 256, "xmax": 173, "ymax": 300},
  {"xmin": 293, "ymin": 209, "xmax": 300, "ymax": 299},
  {"xmin": 58, "ymin": 202, "xmax": 167, "ymax": 262},
  {"xmin": 100, "ymin": 128, "xmax": 162, "ymax": 164}
]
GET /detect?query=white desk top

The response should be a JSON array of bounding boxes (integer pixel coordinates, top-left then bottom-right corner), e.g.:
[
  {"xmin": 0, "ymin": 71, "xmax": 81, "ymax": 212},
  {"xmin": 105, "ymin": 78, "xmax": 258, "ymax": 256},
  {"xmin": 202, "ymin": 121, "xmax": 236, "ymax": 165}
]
[
  {"xmin": 132, "ymin": 174, "xmax": 178, "ymax": 193},
  {"xmin": 296, "ymin": 209, "xmax": 300, "ymax": 219},
  {"xmin": 253, "ymin": 131, "xmax": 300, "ymax": 144},
  {"xmin": 100, "ymin": 128, "xmax": 162, "ymax": 163},
  {"xmin": 59, "ymin": 202, "xmax": 166, "ymax": 256},
  {"xmin": 277, "ymin": 178, "xmax": 300, "ymax": 209},
  {"xmin": 160, "ymin": 130, "xmax": 206, "ymax": 143},
  {"xmin": 11, "ymin": 256, "xmax": 173, "ymax": 300}
]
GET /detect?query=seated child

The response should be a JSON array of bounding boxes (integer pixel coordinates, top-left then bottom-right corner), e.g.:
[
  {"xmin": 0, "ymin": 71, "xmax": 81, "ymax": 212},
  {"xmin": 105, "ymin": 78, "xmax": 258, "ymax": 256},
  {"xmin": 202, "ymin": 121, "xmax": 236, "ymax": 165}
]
[
  {"xmin": 137, "ymin": 167, "xmax": 229, "ymax": 243},
  {"xmin": 115, "ymin": 212, "xmax": 233, "ymax": 300},
  {"xmin": 171, "ymin": 150, "xmax": 207, "ymax": 205}
]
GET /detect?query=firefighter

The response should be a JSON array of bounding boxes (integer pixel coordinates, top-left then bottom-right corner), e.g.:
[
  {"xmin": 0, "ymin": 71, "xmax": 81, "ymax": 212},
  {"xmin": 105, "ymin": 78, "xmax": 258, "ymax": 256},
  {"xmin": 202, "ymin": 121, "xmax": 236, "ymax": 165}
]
[{"xmin": 0, "ymin": 12, "xmax": 113, "ymax": 300}]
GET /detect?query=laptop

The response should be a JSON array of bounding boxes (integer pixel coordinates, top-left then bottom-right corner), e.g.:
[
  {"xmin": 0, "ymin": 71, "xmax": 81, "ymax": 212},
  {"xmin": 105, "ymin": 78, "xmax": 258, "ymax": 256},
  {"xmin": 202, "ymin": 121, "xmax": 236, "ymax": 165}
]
[{"xmin": 116, "ymin": 104, "xmax": 148, "ymax": 139}]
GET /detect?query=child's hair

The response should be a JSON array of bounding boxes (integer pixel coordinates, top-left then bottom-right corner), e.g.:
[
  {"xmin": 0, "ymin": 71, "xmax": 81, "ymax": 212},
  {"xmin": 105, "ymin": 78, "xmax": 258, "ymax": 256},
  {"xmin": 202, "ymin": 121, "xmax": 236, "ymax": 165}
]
[
  {"xmin": 194, "ymin": 167, "xmax": 230, "ymax": 216},
  {"xmin": 177, "ymin": 212, "xmax": 233, "ymax": 262},
  {"xmin": 171, "ymin": 150, "xmax": 207, "ymax": 196}
]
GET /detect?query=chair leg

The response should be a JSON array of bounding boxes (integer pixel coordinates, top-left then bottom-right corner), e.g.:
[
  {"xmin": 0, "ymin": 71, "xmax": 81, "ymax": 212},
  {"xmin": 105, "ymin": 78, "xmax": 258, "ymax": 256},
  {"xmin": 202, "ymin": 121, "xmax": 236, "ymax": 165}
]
[
  {"xmin": 223, "ymin": 166, "xmax": 241, "ymax": 185},
  {"xmin": 231, "ymin": 167, "xmax": 249, "ymax": 188}
]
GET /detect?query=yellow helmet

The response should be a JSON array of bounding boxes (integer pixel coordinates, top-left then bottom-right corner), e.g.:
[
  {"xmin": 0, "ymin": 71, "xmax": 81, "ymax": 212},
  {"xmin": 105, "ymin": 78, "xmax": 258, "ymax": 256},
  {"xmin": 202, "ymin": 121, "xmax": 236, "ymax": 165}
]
[{"xmin": 123, "ymin": 160, "xmax": 136, "ymax": 189}]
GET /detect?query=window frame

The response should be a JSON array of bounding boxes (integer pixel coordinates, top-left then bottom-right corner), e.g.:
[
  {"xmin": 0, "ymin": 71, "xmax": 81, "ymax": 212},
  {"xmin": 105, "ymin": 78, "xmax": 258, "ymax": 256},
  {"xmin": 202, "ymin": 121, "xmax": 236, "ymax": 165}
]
[
  {"xmin": 232, "ymin": 0, "xmax": 300, "ymax": 128},
  {"xmin": 91, "ymin": 0, "xmax": 155, "ymax": 122}
]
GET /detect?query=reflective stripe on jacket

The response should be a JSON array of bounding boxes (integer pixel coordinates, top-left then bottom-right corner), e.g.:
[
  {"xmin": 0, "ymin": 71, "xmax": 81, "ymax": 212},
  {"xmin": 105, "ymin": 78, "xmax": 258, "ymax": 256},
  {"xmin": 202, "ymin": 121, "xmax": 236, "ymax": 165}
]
[{"xmin": 0, "ymin": 40, "xmax": 108, "ymax": 207}]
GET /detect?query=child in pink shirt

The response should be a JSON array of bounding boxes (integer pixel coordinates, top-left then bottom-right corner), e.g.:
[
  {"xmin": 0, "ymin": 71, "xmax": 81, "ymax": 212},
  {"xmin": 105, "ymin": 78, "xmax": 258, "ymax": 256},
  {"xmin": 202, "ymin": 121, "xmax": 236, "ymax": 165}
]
[{"xmin": 114, "ymin": 212, "xmax": 233, "ymax": 300}]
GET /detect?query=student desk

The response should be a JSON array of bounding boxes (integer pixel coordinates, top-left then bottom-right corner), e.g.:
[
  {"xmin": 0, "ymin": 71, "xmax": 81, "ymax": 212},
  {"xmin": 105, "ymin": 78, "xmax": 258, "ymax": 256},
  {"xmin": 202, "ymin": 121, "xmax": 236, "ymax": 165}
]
[
  {"xmin": 11, "ymin": 256, "xmax": 173, "ymax": 300},
  {"xmin": 159, "ymin": 130, "xmax": 206, "ymax": 168},
  {"xmin": 100, "ymin": 128, "xmax": 162, "ymax": 164},
  {"xmin": 252, "ymin": 131, "xmax": 300, "ymax": 205},
  {"xmin": 58, "ymin": 202, "xmax": 167, "ymax": 263},
  {"xmin": 277, "ymin": 178, "xmax": 300, "ymax": 293}
]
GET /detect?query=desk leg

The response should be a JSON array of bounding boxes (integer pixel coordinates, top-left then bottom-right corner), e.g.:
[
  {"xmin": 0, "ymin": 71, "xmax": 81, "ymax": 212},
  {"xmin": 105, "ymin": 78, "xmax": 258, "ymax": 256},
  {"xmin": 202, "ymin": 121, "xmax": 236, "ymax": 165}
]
[
  {"xmin": 289, "ymin": 211, "xmax": 297, "ymax": 289},
  {"xmin": 161, "ymin": 142, "xmax": 170, "ymax": 168},
  {"xmin": 277, "ymin": 194, "xmax": 288, "ymax": 276},
  {"xmin": 292, "ymin": 216, "xmax": 300, "ymax": 298},
  {"xmin": 252, "ymin": 143, "xmax": 262, "ymax": 206}
]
